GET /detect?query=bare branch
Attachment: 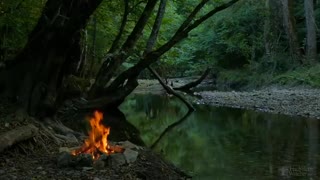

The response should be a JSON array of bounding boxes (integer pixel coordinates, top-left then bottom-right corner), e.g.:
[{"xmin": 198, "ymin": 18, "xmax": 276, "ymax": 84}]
[
  {"xmin": 108, "ymin": 0, "xmax": 130, "ymax": 53},
  {"xmin": 145, "ymin": 0, "xmax": 167, "ymax": 53},
  {"xmin": 148, "ymin": 66, "xmax": 195, "ymax": 111},
  {"xmin": 106, "ymin": 0, "xmax": 239, "ymax": 94},
  {"xmin": 121, "ymin": 0, "xmax": 159, "ymax": 52},
  {"xmin": 173, "ymin": 0, "xmax": 209, "ymax": 35},
  {"xmin": 153, "ymin": 0, "xmax": 240, "ymax": 57},
  {"xmin": 143, "ymin": 0, "xmax": 194, "ymax": 112},
  {"xmin": 185, "ymin": 0, "xmax": 240, "ymax": 34},
  {"xmin": 173, "ymin": 68, "xmax": 210, "ymax": 91}
]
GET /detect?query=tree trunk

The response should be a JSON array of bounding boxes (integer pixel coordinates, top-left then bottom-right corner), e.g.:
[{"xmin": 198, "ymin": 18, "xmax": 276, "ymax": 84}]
[
  {"xmin": 88, "ymin": 16, "xmax": 97, "ymax": 78},
  {"xmin": 90, "ymin": 0, "xmax": 240, "ymax": 101},
  {"xmin": 280, "ymin": 0, "xmax": 301, "ymax": 62},
  {"xmin": 106, "ymin": 0, "xmax": 240, "ymax": 95},
  {"xmin": 89, "ymin": 0, "xmax": 159, "ymax": 98},
  {"xmin": 0, "ymin": 0, "xmax": 103, "ymax": 116},
  {"xmin": 264, "ymin": 0, "xmax": 271, "ymax": 56},
  {"xmin": 108, "ymin": 0, "xmax": 130, "ymax": 54},
  {"xmin": 77, "ymin": 29, "xmax": 88, "ymax": 77},
  {"xmin": 143, "ymin": 0, "xmax": 194, "ymax": 112},
  {"xmin": 304, "ymin": 0, "xmax": 317, "ymax": 63}
]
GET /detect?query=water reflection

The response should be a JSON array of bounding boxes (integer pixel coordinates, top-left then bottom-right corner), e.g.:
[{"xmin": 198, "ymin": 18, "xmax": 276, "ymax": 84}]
[{"xmin": 120, "ymin": 94, "xmax": 320, "ymax": 179}]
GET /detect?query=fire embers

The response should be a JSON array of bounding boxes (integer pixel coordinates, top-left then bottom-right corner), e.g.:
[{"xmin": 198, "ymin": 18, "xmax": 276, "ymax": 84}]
[
  {"xmin": 57, "ymin": 111, "xmax": 140, "ymax": 169},
  {"xmin": 57, "ymin": 141, "xmax": 140, "ymax": 169},
  {"xmin": 71, "ymin": 111, "xmax": 123, "ymax": 160}
]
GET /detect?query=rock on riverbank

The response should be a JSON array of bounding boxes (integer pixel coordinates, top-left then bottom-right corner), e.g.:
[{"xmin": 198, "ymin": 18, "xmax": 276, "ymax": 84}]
[{"xmin": 199, "ymin": 87, "xmax": 320, "ymax": 119}]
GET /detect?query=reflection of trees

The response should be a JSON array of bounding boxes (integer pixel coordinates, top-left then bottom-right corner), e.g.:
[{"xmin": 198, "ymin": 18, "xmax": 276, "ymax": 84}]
[
  {"xmin": 153, "ymin": 106, "xmax": 318, "ymax": 179},
  {"xmin": 281, "ymin": 119, "xmax": 303, "ymax": 177},
  {"xmin": 121, "ymin": 94, "xmax": 188, "ymax": 146},
  {"xmin": 307, "ymin": 119, "xmax": 318, "ymax": 179},
  {"xmin": 122, "ymin": 94, "xmax": 319, "ymax": 179},
  {"xmin": 151, "ymin": 111, "xmax": 192, "ymax": 149},
  {"xmin": 134, "ymin": 94, "xmax": 173, "ymax": 119}
]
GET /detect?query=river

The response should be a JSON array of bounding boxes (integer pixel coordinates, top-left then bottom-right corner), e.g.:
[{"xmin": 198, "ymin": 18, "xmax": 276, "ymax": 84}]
[{"xmin": 120, "ymin": 94, "xmax": 320, "ymax": 179}]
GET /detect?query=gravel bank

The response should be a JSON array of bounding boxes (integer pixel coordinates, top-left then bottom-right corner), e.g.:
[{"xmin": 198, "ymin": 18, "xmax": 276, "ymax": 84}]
[{"xmin": 199, "ymin": 88, "xmax": 320, "ymax": 119}]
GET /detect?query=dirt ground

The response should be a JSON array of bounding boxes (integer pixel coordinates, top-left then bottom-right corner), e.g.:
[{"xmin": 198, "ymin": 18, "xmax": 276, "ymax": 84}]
[
  {"xmin": 0, "ymin": 103, "xmax": 190, "ymax": 180},
  {"xmin": 0, "ymin": 143, "xmax": 188, "ymax": 180}
]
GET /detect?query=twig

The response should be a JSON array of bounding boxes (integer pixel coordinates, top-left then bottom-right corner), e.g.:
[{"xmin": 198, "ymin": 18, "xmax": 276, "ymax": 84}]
[
  {"xmin": 173, "ymin": 68, "xmax": 210, "ymax": 91},
  {"xmin": 148, "ymin": 66, "xmax": 195, "ymax": 111}
]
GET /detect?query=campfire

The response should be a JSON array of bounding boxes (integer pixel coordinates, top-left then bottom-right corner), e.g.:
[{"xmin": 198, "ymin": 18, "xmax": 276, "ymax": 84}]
[
  {"xmin": 71, "ymin": 111, "xmax": 123, "ymax": 160},
  {"xmin": 57, "ymin": 111, "xmax": 140, "ymax": 169}
]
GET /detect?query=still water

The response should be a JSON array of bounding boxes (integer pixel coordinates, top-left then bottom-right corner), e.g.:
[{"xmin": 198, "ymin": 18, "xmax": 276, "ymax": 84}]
[{"xmin": 120, "ymin": 94, "xmax": 320, "ymax": 180}]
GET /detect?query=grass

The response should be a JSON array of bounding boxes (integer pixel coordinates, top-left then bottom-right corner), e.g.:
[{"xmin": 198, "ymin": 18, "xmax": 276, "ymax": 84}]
[
  {"xmin": 215, "ymin": 64, "xmax": 320, "ymax": 90},
  {"xmin": 272, "ymin": 64, "xmax": 320, "ymax": 88}
]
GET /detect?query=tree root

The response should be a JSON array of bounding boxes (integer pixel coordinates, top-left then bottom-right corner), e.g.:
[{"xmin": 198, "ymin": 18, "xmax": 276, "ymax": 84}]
[
  {"xmin": 38, "ymin": 122, "xmax": 64, "ymax": 145},
  {"xmin": 0, "ymin": 110, "xmax": 85, "ymax": 154}
]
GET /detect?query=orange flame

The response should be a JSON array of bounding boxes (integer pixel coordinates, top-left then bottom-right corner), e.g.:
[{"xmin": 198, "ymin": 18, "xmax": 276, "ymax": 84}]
[{"xmin": 71, "ymin": 111, "xmax": 119, "ymax": 160}]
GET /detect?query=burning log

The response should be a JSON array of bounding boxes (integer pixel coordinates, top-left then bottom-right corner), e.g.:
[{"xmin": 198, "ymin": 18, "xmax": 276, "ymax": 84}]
[
  {"xmin": 71, "ymin": 111, "xmax": 124, "ymax": 160},
  {"xmin": 0, "ymin": 124, "xmax": 38, "ymax": 152},
  {"xmin": 54, "ymin": 109, "xmax": 189, "ymax": 178},
  {"xmin": 57, "ymin": 110, "xmax": 141, "ymax": 169},
  {"xmin": 58, "ymin": 141, "xmax": 140, "ymax": 169}
]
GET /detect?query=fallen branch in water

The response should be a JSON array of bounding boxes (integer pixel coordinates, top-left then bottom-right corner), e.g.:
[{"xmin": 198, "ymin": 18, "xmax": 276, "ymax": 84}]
[
  {"xmin": 173, "ymin": 68, "xmax": 210, "ymax": 91},
  {"xmin": 145, "ymin": 0, "xmax": 194, "ymax": 112},
  {"xmin": 148, "ymin": 66, "xmax": 195, "ymax": 112}
]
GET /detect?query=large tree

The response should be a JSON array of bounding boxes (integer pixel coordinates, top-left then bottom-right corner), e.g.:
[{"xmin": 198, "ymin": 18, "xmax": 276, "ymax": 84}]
[
  {"xmin": 304, "ymin": 0, "xmax": 317, "ymax": 63},
  {"xmin": 85, "ymin": 0, "xmax": 240, "ymax": 110},
  {"xmin": 0, "ymin": 0, "xmax": 240, "ymax": 116},
  {"xmin": 280, "ymin": 0, "xmax": 301, "ymax": 62},
  {"xmin": 0, "ymin": 0, "xmax": 103, "ymax": 116}
]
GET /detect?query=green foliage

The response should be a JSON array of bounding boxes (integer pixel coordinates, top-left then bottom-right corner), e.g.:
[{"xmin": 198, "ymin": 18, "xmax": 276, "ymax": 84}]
[
  {"xmin": 3, "ymin": 0, "xmax": 320, "ymax": 90},
  {"xmin": 206, "ymin": 0, "xmax": 265, "ymax": 67},
  {"xmin": 272, "ymin": 65, "xmax": 320, "ymax": 88},
  {"xmin": 85, "ymin": 1, "xmax": 125, "ymax": 62},
  {"xmin": 214, "ymin": 64, "xmax": 320, "ymax": 90},
  {"xmin": 158, "ymin": 0, "xmax": 266, "ymax": 78},
  {"xmin": 121, "ymin": 94, "xmax": 309, "ymax": 179},
  {"xmin": 216, "ymin": 69, "xmax": 251, "ymax": 90},
  {"xmin": 120, "ymin": 94, "xmax": 189, "ymax": 144},
  {"xmin": 0, "ymin": 0, "xmax": 45, "ymax": 61}
]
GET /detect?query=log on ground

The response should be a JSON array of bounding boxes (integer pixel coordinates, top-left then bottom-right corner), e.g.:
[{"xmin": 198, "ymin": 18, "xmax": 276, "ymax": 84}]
[{"xmin": 0, "ymin": 124, "xmax": 39, "ymax": 152}]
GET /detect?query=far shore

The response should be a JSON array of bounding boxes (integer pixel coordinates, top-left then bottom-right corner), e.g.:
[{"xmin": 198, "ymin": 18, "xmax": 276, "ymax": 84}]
[{"xmin": 134, "ymin": 78, "xmax": 320, "ymax": 119}]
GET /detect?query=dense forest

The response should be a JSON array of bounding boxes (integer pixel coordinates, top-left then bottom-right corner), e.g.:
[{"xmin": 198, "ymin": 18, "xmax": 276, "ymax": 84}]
[
  {"xmin": 0, "ymin": 0, "xmax": 319, "ymax": 115},
  {"xmin": 0, "ymin": 0, "xmax": 319, "ymax": 179}
]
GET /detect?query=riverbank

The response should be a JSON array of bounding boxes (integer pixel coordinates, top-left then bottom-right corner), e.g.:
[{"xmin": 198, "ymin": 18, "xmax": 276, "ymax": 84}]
[
  {"xmin": 199, "ymin": 87, "xmax": 320, "ymax": 119},
  {"xmin": 134, "ymin": 78, "xmax": 320, "ymax": 119}
]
